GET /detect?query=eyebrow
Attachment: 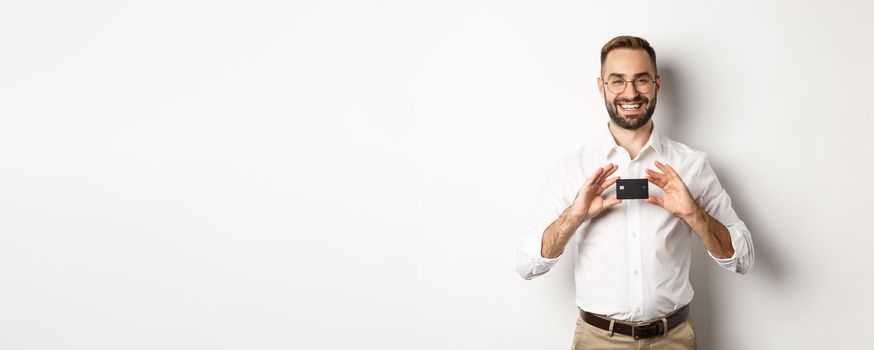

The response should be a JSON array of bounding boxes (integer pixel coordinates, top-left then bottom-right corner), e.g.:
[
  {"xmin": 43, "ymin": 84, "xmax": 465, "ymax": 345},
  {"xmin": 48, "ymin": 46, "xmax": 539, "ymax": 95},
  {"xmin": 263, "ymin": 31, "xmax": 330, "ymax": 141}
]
[{"xmin": 607, "ymin": 72, "xmax": 654, "ymax": 78}]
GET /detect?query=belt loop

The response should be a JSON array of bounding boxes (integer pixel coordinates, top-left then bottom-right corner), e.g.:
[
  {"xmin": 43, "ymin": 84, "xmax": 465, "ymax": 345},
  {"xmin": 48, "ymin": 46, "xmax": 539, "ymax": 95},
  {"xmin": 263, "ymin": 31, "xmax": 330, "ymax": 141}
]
[
  {"xmin": 661, "ymin": 317, "xmax": 669, "ymax": 334},
  {"xmin": 608, "ymin": 319, "xmax": 615, "ymax": 337}
]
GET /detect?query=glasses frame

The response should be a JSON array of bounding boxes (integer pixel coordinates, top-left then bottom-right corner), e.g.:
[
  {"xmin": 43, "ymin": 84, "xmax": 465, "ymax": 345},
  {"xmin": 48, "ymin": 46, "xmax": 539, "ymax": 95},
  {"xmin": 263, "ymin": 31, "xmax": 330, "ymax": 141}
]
[{"xmin": 601, "ymin": 76, "xmax": 657, "ymax": 95}]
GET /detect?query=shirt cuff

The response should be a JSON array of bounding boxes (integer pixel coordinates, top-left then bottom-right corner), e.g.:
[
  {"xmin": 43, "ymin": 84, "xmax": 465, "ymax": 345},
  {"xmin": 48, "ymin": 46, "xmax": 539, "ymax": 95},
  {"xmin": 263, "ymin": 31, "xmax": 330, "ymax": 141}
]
[
  {"xmin": 518, "ymin": 231, "xmax": 563, "ymax": 279},
  {"xmin": 534, "ymin": 253, "xmax": 560, "ymax": 266},
  {"xmin": 706, "ymin": 225, "xmax": 747, "ymax": 272}
]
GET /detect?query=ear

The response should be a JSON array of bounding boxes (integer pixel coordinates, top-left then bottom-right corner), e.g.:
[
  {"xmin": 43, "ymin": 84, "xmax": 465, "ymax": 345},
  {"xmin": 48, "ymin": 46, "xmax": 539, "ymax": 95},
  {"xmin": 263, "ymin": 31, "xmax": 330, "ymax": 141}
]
[
  {"xmin": 655, "ymin": 74, "xmax": 661, "ymax": 93},
  {"xmin": 597, "ymin": 77, "xmax": 605, "ymax": 98}
]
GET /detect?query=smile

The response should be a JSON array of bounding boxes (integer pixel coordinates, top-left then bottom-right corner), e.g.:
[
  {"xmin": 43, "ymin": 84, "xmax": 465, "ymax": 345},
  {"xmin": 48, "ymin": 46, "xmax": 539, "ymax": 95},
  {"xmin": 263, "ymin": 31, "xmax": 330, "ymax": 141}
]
[{"xmin": 619, "ymin": 103, "xmax": 644, "ymax": 112}]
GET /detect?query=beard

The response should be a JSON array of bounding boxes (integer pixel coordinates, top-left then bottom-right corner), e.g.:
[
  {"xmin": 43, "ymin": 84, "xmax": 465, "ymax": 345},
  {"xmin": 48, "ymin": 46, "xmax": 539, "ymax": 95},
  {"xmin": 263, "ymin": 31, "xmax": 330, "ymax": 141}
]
[{"xmin": 605, "ymin": 95, "xmax": 657, "ymax": 130}]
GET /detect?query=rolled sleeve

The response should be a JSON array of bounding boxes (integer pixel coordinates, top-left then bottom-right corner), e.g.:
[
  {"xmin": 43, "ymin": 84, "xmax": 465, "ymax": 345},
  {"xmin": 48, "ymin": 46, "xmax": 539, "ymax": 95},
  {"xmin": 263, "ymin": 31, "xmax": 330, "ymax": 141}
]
[
  {"xmin": 516, "ymin": 236, "xmax": 561, "ymax": 280},
  {"xmin": 515, "ymin": 157, "xmax": 572, "ymax": 280},
  {"xmin": 706, "ymin": 222, "xmax": 754, "ymax": 274},
  {"xmin": 696, "ymin": 156, "xmax": 755, "ymax": 275}
]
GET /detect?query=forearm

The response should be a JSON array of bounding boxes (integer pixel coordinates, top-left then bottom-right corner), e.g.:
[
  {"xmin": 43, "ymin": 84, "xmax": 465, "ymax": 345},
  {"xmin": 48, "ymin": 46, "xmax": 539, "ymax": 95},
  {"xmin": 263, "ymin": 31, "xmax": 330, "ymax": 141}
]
[
  {"xmin": 682, "ymin": 207, "xmax": 735, "ymax": 259},
  {"xmin": 540, "ymin": 206, "xmax": 585, "ymax": 259}
]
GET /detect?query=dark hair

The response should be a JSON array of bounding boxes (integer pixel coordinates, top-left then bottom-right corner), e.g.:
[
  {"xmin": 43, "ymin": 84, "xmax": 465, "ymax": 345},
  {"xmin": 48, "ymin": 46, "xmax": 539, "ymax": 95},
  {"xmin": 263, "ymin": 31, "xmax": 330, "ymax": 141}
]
[{"xmin": 600, "ymin": 35, "xmax": 657, "ymax": 75}]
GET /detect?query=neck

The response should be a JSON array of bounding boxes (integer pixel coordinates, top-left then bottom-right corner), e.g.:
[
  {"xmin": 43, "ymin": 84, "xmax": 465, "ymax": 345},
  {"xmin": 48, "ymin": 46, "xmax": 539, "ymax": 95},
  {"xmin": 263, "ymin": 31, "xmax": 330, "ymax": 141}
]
[{"xmin": 607, "ymin": 120, "xmax": 654, "ymax": 160}]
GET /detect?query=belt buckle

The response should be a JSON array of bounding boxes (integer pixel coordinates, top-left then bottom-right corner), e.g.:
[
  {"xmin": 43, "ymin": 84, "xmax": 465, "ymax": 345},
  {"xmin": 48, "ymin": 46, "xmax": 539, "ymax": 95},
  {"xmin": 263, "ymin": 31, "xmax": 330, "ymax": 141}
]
[{"xmin": 631, "ymin": 321, "xmax": 664, "ymax": 340}]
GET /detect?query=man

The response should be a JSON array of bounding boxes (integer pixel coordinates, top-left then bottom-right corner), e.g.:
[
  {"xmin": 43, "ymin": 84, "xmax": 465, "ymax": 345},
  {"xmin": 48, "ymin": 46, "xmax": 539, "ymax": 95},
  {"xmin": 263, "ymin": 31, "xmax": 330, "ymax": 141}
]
[{"xmin": 515, "ymin": 36, "xmax": 754, "ymax": 349}]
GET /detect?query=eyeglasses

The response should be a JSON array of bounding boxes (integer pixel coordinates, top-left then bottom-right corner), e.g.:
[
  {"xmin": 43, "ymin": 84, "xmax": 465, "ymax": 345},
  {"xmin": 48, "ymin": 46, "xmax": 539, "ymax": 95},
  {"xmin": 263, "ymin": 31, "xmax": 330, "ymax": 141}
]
[{"xmin": 602, "ymin": 76, "xmax": 656, "ymax": 94}]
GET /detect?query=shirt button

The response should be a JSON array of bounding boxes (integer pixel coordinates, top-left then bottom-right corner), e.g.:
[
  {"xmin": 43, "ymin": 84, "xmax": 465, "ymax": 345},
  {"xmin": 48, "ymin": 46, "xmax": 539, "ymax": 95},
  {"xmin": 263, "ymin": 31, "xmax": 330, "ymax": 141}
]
[
  {"xmin": 633, "ymin": 270, "xmax": 639, "ymax": 276},
  {"xmin": 631, "ymin": 231, "xmax": 637, "ymax": 238}
]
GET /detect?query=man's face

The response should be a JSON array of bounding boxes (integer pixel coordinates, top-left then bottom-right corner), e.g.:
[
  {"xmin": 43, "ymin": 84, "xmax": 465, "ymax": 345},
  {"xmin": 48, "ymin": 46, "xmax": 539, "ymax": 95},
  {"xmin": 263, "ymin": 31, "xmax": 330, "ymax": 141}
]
[{"xmin": 598, "ymin": 48, "xmax": 660, "ymax": 130}]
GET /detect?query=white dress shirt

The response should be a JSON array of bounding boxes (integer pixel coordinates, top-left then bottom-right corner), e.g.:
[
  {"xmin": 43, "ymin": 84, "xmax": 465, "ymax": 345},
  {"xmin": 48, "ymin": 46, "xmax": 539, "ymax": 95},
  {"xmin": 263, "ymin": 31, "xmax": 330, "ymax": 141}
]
[{"xmin": 516, "ymin": 121, "xmax": 754, "ymax": 321}]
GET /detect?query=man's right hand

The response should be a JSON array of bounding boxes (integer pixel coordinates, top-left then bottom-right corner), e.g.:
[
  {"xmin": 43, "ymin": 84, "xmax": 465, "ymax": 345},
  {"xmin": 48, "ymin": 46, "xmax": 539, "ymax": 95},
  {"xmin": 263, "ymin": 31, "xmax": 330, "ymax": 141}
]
[
  {"xmin": 539, "ymin": 163, "xmax": 622, "ymax": 259},
  {"xmin": 568, "ymin": 163, "xmax": 622, "ymax": 225}
]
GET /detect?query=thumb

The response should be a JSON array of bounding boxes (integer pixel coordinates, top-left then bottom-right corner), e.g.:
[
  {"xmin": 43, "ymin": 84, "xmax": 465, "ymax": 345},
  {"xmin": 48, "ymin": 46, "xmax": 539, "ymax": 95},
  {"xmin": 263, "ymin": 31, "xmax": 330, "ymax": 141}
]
[
  {"xmin": 645, "ymin": 196, "xmax": 664, "ymax": 208},
  {"xmin": 604, "ymin": 198, "xmax": 622, "ymax": 208}
]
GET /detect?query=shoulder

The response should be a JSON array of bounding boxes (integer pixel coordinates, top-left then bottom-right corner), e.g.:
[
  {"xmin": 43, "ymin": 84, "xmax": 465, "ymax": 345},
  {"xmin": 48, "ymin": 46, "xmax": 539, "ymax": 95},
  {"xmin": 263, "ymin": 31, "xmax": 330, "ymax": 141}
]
[
  {"xmin": 541, "ymin": 142, "xmax": 599, "ymax": 186},
  {"xmin": 661, "ymin": 135, "xmax": 710, "ymax": 161},
  {"xmin": 555, "ymin": 140, "xmax": 606, "ymax": 173},
  {"xmin": 660, "ymin": 136, "xmax": 724, "ymax": 198}
]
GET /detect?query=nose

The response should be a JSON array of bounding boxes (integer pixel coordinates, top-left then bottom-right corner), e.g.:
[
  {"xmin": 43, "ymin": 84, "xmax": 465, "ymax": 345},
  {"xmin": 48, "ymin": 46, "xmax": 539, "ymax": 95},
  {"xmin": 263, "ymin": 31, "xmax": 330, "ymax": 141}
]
[{"xmin": 620, "ymin": 81, "xmax": 641, "ymax": 100}]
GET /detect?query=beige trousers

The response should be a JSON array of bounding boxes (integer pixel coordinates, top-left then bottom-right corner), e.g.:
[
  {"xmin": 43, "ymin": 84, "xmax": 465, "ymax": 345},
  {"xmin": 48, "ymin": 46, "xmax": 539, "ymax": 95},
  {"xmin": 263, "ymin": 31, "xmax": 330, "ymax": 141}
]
[{"xmin": 571, "ymin": 315, "xmax": 697, "ymax": 350}]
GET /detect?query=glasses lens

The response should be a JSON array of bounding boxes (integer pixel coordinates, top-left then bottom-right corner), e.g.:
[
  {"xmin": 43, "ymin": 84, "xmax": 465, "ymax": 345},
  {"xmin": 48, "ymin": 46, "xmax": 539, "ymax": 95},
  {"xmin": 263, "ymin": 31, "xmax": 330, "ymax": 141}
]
[
  {"xmin": 633, "ymin": 78, "xmax": 653, "ymax": 93},
  {"xmin": 607, "ymin": 79, "xmax": 626, "ymax": 94}
]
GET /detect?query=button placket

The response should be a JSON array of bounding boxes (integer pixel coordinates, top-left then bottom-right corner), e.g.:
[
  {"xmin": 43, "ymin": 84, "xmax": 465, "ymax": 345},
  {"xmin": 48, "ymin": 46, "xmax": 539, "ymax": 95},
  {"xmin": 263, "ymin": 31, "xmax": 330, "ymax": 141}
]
[{"xmin": 626, "ymin": 160, "xmax": 644, "ymax": 319}]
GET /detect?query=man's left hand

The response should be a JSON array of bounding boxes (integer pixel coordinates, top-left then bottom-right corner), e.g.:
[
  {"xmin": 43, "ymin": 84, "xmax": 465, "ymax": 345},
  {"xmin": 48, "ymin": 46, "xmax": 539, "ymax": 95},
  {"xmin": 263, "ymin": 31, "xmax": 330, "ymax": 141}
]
[{"xmin": 644, "ymin": 160, "xmax": 700, "ymax": 219}]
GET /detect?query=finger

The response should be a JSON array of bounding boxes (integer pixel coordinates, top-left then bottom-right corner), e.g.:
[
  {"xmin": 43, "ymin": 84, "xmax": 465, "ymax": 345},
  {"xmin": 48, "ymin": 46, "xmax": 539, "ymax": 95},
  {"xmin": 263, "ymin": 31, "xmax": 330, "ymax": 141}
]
[
  {"xmin": 646, "ymin": 169, "xmax": 665, "ymax": 179},
  {"xmin": 645, "ymin": 168, "xmax": 668, "ymax": 184},
  {"xmin": 603, "ymin": 197, "xmax": 622, "ymax": 209},
  {"xmin": 644, "ymin": 195, "xmax": 664, "ymax": 208},
  {"xmin": 654, "ymin": 160, "xmax": 680, "ymax": 181},
  {"xmin": 604, "ymin": 163, "xmax": 618, "ymax": 177},
  {"xmin": 653, "ymin": 160, "xmax": 670, "ymax": 178},
  {"xmin": 585, "ymin": 166, "xmax": 605, "ymax": 186},
  {"xmin": 599, "ymin": 176, "xmax": 620, "ymax": 193},
  {"xmin": 645, "ymin": 171, "xmax": 667, "ymax": 189},
  {"xmin": 662, "ymin": 162, "xmax": 681, "ymax": 180},
  {"xmin": 646, "ymin": 176, "xmax": 665, "ymax": 190},
  {"xmin": 596, "ymin": 163, "xmax": 616, "ymax": 185}
]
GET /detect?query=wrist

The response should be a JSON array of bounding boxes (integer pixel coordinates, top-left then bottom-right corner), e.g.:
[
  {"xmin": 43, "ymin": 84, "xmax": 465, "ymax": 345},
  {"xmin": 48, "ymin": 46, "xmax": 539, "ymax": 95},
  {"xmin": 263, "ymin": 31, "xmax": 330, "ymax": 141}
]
[
  {"xmin": 680, "ymin": 205, "xmax": 706, "ymax": 224},
  {"xmin": 564, "ymin": 208, "xmax": 587, "ymax": 228}
]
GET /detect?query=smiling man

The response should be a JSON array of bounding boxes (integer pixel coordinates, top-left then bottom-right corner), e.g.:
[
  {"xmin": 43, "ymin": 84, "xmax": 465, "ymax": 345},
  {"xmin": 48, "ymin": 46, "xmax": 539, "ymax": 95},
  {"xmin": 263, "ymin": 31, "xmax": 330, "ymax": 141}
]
[{"xmin": 515, "ymin": 36, "xmax": 754, "ymax": 349}]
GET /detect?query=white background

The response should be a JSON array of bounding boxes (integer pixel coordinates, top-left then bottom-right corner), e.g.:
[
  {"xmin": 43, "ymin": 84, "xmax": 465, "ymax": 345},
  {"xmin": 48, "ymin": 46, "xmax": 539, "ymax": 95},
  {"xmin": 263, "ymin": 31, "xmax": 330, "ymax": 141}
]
[{"xmin": 1, "ymin": 1, "xmax": 872, "ymax": 349}]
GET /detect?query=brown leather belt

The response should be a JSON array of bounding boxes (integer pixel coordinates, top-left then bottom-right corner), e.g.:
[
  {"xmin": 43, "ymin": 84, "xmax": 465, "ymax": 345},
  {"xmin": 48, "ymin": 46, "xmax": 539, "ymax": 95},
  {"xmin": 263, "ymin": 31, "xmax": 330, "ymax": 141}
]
[{"xmin": 579, "ymin": 304, "xmax": 690, "ymax": 340}]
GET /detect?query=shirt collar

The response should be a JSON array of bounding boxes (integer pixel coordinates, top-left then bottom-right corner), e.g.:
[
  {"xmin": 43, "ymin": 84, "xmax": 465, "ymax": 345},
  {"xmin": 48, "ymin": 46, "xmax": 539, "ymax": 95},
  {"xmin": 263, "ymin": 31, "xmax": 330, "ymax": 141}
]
[{"xmin": 596, "ymin": 121, "xmax": 664, "ymax": 159}]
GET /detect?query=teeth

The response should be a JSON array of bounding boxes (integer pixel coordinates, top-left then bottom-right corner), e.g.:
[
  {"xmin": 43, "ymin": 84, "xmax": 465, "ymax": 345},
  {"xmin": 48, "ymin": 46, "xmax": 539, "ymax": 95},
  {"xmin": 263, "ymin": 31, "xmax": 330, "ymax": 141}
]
[{"xmin": 621, "ymin": 104, "xmax": 641, "ymax": 110}]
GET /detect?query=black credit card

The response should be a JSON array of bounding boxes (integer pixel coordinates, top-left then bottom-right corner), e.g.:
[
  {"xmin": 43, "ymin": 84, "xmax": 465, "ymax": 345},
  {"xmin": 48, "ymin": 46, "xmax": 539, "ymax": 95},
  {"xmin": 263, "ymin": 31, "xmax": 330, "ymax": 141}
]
[{"xmin": 616, "ymin": 179, "xmax": 649, "ymax": 199}]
